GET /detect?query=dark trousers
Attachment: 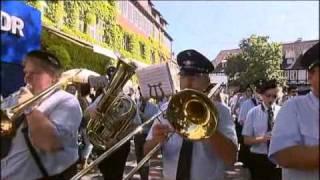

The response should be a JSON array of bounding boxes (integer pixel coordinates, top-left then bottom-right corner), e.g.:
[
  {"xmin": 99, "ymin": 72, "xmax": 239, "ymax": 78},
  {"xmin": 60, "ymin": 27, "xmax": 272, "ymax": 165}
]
[
  {"xmin": 37, "ymin": 162, "xmax": 78, "ymax": 180},
  {"xmin": 250, "ymin": 153, "xmax": 281, "ymax": 180},
  {"xmin": 134, "ymin": 133, "xmax": 149, "ymax": 180},
  {"xmin": 235, "ymin": 120, "xmax": 252, "ymax": 168},
  {"xmin": 97, "ymin": 141, "xmax": 131, "ymax": 180}
]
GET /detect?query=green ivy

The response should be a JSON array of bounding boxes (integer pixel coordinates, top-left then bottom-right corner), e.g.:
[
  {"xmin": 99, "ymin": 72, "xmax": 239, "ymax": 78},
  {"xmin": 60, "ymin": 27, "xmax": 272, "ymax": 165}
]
[
  {"xmin": 47, "ymin": 45, "xmax": 72, "ymax": 69},
  {"xmin": 42, "ymin": 29, "xmax": 113, "ymax": 74},
  {"xmin": 26, "ymin": 0, "xmax": 171, "ymax": 67}
]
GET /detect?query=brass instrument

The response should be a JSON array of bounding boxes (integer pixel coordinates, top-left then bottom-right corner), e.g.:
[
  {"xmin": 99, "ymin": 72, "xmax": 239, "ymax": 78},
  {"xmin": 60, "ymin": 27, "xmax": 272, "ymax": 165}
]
[
  {"xmin": 71, "ymin": 83, "xmax": 221, "ymax": 180},
  {"xmin": 0, "ymin": 69, "xmax": 83, "ymax": 137},
  {"xmin": 86, "ymin": 57, "xmax": 137, "ymax": 150}
]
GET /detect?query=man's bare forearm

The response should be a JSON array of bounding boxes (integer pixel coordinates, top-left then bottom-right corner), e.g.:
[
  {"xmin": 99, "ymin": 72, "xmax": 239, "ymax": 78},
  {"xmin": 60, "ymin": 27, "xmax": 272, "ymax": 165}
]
[
  {"xmin": 209, "ymin": 131, "xmax": 237, "ymax": 166},
  {"xmin": 144, "ymin": 139, "xmax": 160, "ymax": 157},
  {"xmin": 26, "ymin": 110, "xmax": 62, "ymax": 152},
  {"xmin": 274, "ymin": 145, "xmax": 319, "ymax": 170}
]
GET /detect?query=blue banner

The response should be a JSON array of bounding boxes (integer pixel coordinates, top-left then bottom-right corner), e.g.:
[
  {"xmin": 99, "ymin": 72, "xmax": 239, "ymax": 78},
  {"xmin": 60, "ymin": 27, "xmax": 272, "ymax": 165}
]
[{"xmin": 1, "ymin": 1, "xmax": 41, "ymax": 64}]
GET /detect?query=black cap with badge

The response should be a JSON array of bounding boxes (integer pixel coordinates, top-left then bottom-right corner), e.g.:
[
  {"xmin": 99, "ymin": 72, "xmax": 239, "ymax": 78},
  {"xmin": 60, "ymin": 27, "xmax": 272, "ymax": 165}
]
[
  {"xmin": 177, "ymin": 49, "xmax": 214, "ymax": 75},
  {"xmin": 300, "ymin": 42, "xmax": 319, "ymax": 70}
]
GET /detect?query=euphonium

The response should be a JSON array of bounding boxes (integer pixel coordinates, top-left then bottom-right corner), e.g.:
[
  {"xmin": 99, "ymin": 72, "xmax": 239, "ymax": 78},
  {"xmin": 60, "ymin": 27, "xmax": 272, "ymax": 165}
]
[{"xmin": 86, "ymin": 57, "xmax": 137, "ymax": 150}]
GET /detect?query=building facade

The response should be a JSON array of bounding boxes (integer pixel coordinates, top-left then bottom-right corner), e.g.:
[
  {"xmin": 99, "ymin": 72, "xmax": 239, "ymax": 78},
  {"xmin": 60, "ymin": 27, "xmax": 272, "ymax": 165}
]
[
  {"xmin": 212, "ymin": 39, "xmax": 319, "ymax": 90},
  {"xmin": 116, "ymin": 0, "xmax": 173, "ymax": 61},
  {"xmin": 26, "ymin": 0, "xmax": 173, "ymax": 72}
]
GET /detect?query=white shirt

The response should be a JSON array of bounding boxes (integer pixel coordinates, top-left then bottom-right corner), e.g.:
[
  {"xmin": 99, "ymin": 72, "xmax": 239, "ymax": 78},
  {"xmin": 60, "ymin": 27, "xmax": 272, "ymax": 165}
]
[
  {"xmin": 269, "ymin": 92, "xmax": 319, "ymax": 180},
  {"xmin": 238, "ymin": 98, "xmax": 258, "ymax": 125},
  {"xmin": 242, "ymin": 103, "xmax": 280, "ymax": 154},
  {"xmin": 1, "ymin": 90, "xmax": 82, "ymax": 180},
  {"xmin": 146, "ymin": 102, "xmax": 237, "ymax": 180}
]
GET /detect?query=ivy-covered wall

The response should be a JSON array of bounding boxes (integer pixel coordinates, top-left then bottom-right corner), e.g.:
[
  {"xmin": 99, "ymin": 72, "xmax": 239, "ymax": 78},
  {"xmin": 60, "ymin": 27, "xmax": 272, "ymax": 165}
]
[
  {"xmin": 42, "ymin": 29, "xmax": 111, "ymax": 74},
  {"xmin": 26, "ymin": 0, "xmax": 171, "ymax": 72}
]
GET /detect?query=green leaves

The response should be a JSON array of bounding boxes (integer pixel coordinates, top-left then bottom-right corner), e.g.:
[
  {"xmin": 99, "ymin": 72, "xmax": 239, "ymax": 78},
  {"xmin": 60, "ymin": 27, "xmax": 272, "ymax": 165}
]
[
  {"xmin": 42, "ymin": 30, "xmax": 112, "ymax": 74},
  {"xmin": 27, "ymin": 0, "xmax": 170, "ymax": 67},
  {"xmin": 226, "ymin": 35, "xmax": 285, "ymax": 87}
]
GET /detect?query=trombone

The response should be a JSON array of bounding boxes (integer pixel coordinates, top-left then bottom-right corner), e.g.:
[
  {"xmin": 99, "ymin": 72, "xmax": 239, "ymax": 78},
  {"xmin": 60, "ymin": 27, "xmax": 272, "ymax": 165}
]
[
  {"xmin": 1, "ymin": 69, "xmax": 83, "ymax": 137},
  {"xmin": 71, "ymin": 82, "xmax": 222, "ymax": 180}
]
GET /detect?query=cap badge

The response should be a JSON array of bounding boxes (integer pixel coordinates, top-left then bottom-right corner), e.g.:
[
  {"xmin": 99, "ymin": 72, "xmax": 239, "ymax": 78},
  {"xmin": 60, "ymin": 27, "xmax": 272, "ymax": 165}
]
[{"xmin": 184, "ymin": 60, "xmax": 193, "ymax": 66}]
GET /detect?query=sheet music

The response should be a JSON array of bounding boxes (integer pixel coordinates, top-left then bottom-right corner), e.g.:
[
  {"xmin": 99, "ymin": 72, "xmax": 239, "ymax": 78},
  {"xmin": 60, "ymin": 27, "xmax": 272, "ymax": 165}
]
[{"xmin": 136, "ymin": 63, "xmax": 175, "ymax": 99}]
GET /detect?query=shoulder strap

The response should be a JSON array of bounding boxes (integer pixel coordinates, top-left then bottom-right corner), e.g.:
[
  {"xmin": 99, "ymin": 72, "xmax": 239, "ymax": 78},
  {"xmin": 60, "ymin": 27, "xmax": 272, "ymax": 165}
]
[
  {"xmin": 22, "ymin": 123, "xmax": 49, "ymax": 177},
  {"xmin": 251, "ymin": 98, "xmax": 258, "ymax": 106}
]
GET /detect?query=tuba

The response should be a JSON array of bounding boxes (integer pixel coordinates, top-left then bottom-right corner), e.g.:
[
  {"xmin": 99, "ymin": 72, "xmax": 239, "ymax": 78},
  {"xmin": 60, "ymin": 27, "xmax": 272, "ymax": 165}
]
[{"xmin": 86, "ymin": 57, "xmax": 137, "ymax": 150}]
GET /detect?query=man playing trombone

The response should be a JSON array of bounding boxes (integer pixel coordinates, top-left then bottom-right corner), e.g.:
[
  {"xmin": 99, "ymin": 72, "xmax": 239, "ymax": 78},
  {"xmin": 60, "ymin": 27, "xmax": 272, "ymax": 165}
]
[
  {"xmin": 144, "ymin": 49, "xmax": 238, "ymax": 180},
  {"xmin": 1, "ymin": 50, "xmax": 82, "ymax": 180}
]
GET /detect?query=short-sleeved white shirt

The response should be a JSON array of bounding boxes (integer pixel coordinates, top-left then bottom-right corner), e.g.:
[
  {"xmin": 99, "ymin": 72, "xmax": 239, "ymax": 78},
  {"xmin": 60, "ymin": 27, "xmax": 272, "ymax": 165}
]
[
  {"xmin": 242, "ymin": 103, "xmax": 280, "ymax": 154},
  {"xmin": 1, "ymin": 90, "xmax": 82, "ymax": 180},
  {"xmin": 146, "ymin": 102, "xmax": 237, "ymax": 180},
  {"xmin": 269, "ymin": 92, "xmax": 319, "ymax": 180},
  {"xmin": 238, "ymin": 98, "xmax": 258, "ymax": 125}
]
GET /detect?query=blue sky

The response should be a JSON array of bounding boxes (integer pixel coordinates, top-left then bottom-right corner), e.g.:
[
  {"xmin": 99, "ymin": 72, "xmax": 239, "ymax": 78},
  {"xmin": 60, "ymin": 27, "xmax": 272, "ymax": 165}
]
[{"xmin": 153, "ymin": 1, "xmax": 319, "ymax": 61}]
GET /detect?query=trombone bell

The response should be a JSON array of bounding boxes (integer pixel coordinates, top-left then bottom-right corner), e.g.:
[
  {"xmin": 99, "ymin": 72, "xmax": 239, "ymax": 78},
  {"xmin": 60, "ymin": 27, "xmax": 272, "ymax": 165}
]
[{"xmin": 166, "ymin": 89, "xmax": 218, "ymax": 140}]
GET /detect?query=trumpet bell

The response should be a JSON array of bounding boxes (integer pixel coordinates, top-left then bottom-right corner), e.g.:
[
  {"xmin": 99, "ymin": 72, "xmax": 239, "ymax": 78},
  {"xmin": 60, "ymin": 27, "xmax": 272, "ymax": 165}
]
[{"xmin": 166, "ymin": 89, "xmax": 218, "ymax": 140}]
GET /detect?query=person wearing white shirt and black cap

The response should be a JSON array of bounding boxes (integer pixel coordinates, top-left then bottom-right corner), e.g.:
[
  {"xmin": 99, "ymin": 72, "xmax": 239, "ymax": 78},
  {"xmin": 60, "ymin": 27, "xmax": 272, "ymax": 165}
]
[
  {"xmin": 1, "ymin": 50, "xmax": 82, "ymax": 180},
  {"xmin": 144, "ymin": 49, "xmax": 238, "ymax": 180},
  {"xmin": 242, "ymin": 79, "xmax": 282, "ymax": 180},
  {"xmin": 268, "ymin": 42, "xmax": 319, "ymax": 180}
]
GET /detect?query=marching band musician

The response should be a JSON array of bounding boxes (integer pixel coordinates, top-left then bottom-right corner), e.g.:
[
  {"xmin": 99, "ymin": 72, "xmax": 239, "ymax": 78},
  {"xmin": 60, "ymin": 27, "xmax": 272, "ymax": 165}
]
[
  {"xmin": 268, "ymin": 42, "xmax": 319, "ymax": 180},
  {"xmin": 237, "ymin": 85, "xmax": 260, "ymax": 169},
  {"xmin": 133, "ymin": 87, "xmax": 159, "ymax": 180},
  {"xmin": 242, "ymin": 79, "xmax": 282, "ymax": 180},
  {"xmin": 86, "ymin": 65, "xmax": 131, "ymax": 180},
  {"xmin": 144, "ymin": 49, "xmax": 238, "ymax": 180},
  {"xmin": 1, "ymin": 50, "xmax": 82, "ymax": 180}
]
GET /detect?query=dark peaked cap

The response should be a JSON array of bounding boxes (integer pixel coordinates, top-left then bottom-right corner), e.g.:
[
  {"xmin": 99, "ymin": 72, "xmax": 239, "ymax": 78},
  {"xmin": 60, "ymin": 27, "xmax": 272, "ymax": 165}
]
[
  {"xmin": 300, "ymin": 42, "xmax": 319, "ymax": 70},
  {"xmin": 177, "ymin": 49, "xmax": 214, "ymax": 74}
]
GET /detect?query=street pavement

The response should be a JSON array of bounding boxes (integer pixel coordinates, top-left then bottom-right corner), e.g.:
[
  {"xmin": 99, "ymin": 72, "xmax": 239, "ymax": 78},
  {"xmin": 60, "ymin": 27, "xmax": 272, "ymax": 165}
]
[{"xmin": 81, "ymin": 140, "xmax": 251, "ymax": 180}]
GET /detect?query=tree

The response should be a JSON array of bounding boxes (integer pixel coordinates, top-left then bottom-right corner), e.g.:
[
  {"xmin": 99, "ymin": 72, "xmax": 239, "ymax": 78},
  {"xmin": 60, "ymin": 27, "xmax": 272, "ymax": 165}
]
[{"xmin": 225, "ymin": 35, "xmax": 285, "ymax": 87}]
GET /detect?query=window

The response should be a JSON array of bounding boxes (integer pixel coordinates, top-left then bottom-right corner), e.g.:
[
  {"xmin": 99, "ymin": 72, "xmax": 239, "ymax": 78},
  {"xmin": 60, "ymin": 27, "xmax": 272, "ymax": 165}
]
[
  {"xmin": 164, "ymin": 36, "xmax": 171, "ymax": 49},
  {"xmin": 124, "ymin": 35, "xmax": 131, "ymax": 52},
  {"xmin": 95, "ymin": 19, "xmax": 105, "ymax": 42},
  {"xmin": 128, "ymin": 2, "xmax": 134, "ymax": 23},
  {"xmin": 79, "ymin": 10, "xmax": 85, "ymax": 33},
  {"xmin": 139, "ymin": 42, "xmax": 145, "ymax": 59},
  {"xmin": 286, "ymin": 58, "xmax": 294, "ymax": 65},
  {"xmin": 285, "ymin": 71, "xmax": 289, "ymax": 79},
  {"xmin": 87, "ymin": 24, "xmax": 96, "ymax": 39},
  {"xmin": 151, "ymin": 51, "xmax": 155, "ymax": 64}
]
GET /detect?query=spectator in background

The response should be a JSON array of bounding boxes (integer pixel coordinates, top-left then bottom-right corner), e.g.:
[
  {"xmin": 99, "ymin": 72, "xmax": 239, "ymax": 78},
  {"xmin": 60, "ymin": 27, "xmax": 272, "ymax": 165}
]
[{"xmin": 281, "ymin": 86, "xmax": 297, "ymax": 104}]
